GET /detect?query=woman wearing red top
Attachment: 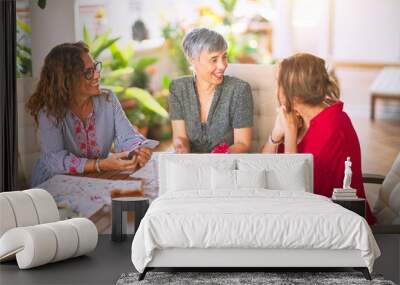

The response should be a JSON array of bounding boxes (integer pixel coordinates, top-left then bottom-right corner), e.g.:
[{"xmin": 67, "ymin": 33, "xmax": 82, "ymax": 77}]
[{"xmin": 262, "ymin": 53, "xmax": 375, "ymax": 224}]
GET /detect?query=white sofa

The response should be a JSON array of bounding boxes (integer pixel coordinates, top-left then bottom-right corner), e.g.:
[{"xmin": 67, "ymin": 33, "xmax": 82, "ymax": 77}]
[
  {"xmin": 0, "ymin": 189, "xmax": 98, "ymax": 269},
  {"xmin": 225, "ymin": 64, "xmax": 278, "ymax": 152}
]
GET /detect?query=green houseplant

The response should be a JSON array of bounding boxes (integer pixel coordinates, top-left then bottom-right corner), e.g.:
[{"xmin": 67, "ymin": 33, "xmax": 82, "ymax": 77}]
[
  {"xmin": 83, "ymin": 26, "xmax": 169, "ymax": 138},
  {"xmin": 16, "ymin": 18, "xmax": 32, "ymax": 77}
]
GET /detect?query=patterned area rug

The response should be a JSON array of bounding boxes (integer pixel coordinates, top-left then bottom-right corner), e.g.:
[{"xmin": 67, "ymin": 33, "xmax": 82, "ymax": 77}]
[{"xmin": 116, "ymin": 271, "xmax": 395, "ymax": 285}]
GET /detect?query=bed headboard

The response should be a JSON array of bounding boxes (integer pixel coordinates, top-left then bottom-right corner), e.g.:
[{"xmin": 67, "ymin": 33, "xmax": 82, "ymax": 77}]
[{"xmin": 158, "ymin": 154, "xmax": 313, "ymax": 195}]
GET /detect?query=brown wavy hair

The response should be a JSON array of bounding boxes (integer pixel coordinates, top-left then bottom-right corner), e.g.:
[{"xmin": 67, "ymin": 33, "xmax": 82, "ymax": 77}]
[
  {"xmin": 26, "ymin": 41, "xmax": 89, "ymax": 126},
  {"xmin": 278, "ymin": 53, "xmax": 340, "ymax": 112}
]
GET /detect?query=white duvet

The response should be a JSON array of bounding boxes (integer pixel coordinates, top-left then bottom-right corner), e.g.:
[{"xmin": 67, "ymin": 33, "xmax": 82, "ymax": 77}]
[{"xmin": 131, "ymin": 190, "xmax": 380, "ymax": 273}]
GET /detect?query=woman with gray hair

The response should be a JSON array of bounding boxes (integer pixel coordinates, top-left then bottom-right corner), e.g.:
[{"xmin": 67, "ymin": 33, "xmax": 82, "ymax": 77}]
[{"xmin": 169, "ymin": 28, "xmax": 253, "ymax": 153}]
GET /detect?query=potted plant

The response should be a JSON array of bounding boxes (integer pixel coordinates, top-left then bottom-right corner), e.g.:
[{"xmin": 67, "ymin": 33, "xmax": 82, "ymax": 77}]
[{"xmin": 83, "ymin": 26, "xmax": 169, "ymax": 138}]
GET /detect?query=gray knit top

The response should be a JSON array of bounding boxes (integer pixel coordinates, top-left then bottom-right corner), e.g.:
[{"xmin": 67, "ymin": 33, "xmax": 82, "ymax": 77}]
[{"xmin": 168, "ymin": 75, "xmax": 253, "ymax": 153}]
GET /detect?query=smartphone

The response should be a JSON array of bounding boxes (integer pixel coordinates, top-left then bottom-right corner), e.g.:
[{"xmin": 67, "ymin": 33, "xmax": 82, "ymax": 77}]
[
  {"xmin": 126, "ymin": 149, "xmax": 138, "ymax": 160},
  {"xmin": 126, "ymin": 139, "xmax": 160, "ymax": 160}
]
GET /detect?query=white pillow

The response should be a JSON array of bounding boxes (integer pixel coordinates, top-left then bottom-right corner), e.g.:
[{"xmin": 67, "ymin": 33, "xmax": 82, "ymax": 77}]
[
  {"xmin": 211, "ymin": 169, "xmax": 267, "ymax": 191},
  {"xmin": 167, "ymin": 159, "xmax": 236, "ymax": 192},
  {"xmin": 236, "ymin": 169, "xmax": 267, "ymax": 189},
  {"xmin": 211, "ymin": 168, "xmax": 236, "ymax": 190},
  {"xmin": 237, "ymin": 158, "xmax": 308, "ymax": 191},
  {"xmin": 167, "ymin": 162, "xmax": 210, "ymax": 191},
  {"xmin": 266, "ymin": 164, "xmax": 306, "ymax": 191}
]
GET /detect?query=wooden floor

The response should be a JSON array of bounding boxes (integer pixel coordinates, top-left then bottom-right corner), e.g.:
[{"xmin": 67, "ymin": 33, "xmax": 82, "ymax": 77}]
[
  {"xmin": 352, "ymin": 118, "xmax": 400, "ymax": 175},
  {"xmin": 337, "ymin": 67, "xmax": 400, "ymax": 176}
]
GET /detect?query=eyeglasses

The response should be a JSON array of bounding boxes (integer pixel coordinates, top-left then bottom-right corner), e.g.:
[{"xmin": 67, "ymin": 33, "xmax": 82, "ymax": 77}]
[{"xmin": 83, "ymin": 61, "xmax": 102, "ymax": 80}]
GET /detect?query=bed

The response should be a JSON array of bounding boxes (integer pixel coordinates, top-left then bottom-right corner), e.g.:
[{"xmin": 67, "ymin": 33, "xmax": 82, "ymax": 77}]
[{"xmin": 131, "ymin": 154, "xmax": 380, "ymax": 280}]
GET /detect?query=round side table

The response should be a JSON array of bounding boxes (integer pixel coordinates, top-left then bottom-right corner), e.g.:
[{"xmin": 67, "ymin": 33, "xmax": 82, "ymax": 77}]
[{"xmin": 111, "ymin": 197, "xmax": 149, "ymax": 242}]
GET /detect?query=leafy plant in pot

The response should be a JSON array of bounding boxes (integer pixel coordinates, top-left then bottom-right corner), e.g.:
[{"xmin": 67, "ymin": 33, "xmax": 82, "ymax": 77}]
[{"xmin": 83, "ymin": 26, "xmax": 169, "ymax": 137}]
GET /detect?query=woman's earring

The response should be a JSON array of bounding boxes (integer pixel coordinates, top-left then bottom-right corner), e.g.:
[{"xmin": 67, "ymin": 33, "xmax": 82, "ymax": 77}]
[{"xmin": 190, "ymin": 66, "xmax": 196, "ymax": 78}]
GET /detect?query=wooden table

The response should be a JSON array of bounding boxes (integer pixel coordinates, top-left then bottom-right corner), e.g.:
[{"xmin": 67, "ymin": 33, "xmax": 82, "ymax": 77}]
[
  {"xmin": 75, "ymin": 170, "xmax": 139, "ymax": 180},
  {"xmin": 370, "ymin": 67, "xmax": 400, "ymax": 120}
]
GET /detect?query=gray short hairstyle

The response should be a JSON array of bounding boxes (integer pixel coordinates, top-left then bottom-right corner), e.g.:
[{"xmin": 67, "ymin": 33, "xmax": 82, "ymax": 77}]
[{"xmin": 182, "ymin": 28, "xmax": 228, "ymax": 60}]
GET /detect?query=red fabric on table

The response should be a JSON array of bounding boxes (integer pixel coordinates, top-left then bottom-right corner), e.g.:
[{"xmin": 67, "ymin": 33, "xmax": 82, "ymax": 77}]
[{"xmin": 279, "ymin": 101, "xmax": 375, "ymax": 224}]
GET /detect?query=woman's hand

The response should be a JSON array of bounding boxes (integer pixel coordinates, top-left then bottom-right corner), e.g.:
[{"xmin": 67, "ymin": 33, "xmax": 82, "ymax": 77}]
[
  {"xmin": 279, "ymin": 106, "xmax": 299, "ymax": 134},
  {"xmin": 279, "ymin": 106, "xmax": 300, "ymax": 153},
  {"xmin": 271, "ymin": 107, "xmax": 285, "ymax": 143},
  {"xmin": 100, "ymin": 151, "xmax": 138, "ymax": 172},
  {"xmin": 174, "ymin": 138, "xmax": 190, "ymax": 153},
  {"xmin": 136, "ymin": 147, "xmax": 152, "ymax": 168}
]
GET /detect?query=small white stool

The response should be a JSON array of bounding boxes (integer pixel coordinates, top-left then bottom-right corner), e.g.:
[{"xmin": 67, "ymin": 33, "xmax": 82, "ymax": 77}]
[{"xmin": 369, "ymin": 67, "xmax": 400, "ymax": 120}]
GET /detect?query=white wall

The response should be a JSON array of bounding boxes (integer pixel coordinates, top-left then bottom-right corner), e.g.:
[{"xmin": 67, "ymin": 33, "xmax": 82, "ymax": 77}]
[
  {"xmin": 291, "ymin": 0, "xmax": 331, "ymax": 58},
  {"xmin": 272, "ymin": 0, "xmax": 293, "ymax": 59},
  {"xmin": 333, "ymin": 0, "xmax": 400, "ymax": 63},
  {"xmin": 274, "ymin": 0, "xmax": 400, "ymax": 63},
  {"xmin": 31, "ymin": 0, "xmax": 77, "ymax": 77}
]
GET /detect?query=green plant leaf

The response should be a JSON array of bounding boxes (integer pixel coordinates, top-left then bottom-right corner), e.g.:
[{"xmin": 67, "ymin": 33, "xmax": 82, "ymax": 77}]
[
  {"xmin": 16, "ymin": 18, "xmax": 31, "ymax": 34},
  {"xmin": 121, "ymin": 44, "xmax": 134, "ymax": 64},
  {"xmin": 219, "ymin": 0, "xmax": 237, "ymax": 13},
  {"xmin": 16, "ymin": 43, "xmax": 31, "ymax": 55},
  {"xmin": 83, "ymin": 25, "xmax": 91, "ymax": 45},
  {"xmin": 133, "ymin": 57, "xmax": 158, "ymax": 72},
  {"xmin": 109, "ymin": 43, "xmax": 129, "ymax": 69},
  {"xmin": 161, "ymin": 75, "xmax": 171, "ymax": 90},
  {"xmin": 101, "ymin": 67, "xmax": 134, "ymax": 86},
  {"xmin": 105, "ymin": 67, "xmax": 134, "ymax": 79},
  {"xmin": 124, "ymin": 87, "xmax": 168, "ymax": 118},
  {"xmin": 92, "ymin": 37, "xmax": 120, "ymax": 59},
  {"xmin": 104, "ymin": 85, "xmax": 125, "ymax": 94},
  {"xmin": 89, "ymin": 29, "xmax": 120, "ymax": 59}
]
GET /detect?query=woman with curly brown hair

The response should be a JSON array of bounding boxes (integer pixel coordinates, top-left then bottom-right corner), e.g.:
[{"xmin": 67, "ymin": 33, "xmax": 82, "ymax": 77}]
[
  {"xmin": 27, "ymin": 42, "xmax": 152, "ymax": 186},
  {"xmin": 262, "ymin": 53, "xmax": 375, "ymax": 224}
]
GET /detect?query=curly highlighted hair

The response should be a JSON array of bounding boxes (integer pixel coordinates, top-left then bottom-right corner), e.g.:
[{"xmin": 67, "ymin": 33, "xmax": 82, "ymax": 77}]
[{"xmin": 26, "ymin": 41, "xmax": 89, "ymax": 126}]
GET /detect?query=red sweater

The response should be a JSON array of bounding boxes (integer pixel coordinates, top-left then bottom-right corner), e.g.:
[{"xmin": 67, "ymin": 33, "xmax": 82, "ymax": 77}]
[{"xmin": 283, "ymin": 101, "xmax": 375, "ymax": 224}]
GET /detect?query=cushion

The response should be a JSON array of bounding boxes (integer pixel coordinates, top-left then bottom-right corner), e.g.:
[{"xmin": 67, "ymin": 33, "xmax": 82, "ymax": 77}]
[
  {"xmin": 0, "ymin": 196, "xmax": 16, "ymax": 237},
  {"xmin": 211, "ymin": 168, "xmax": 267, "ymax": 191},
  {"xmin": 211, "ymin": 168, "xmax": 236, "ymax": 190},
  {"xmin": 266, "ymin": 163, "xmax": 307, "ymax": 191},
  {"xmin": 0, "ymin": 191, "xmax": 39, "ymax": 227},
  {"xmin": 166, "ymin": 159, "xmax": 236, "ymax": 192},
  {"xmin": 23, "ymin": 189, "xmax": 60, "ymax": 223},
  {"xmin": 236, "ymin": 169, "xmax": 267, "ymax": 189},
  {"xmin": 237, "ymin": 158, "xmax": 308, "ymax": 191},
  {"xmin": 167, "ymin": 163, "xmax": 211, "ymax": 191}
]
